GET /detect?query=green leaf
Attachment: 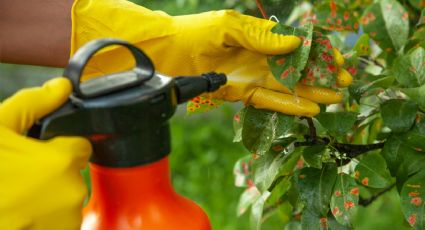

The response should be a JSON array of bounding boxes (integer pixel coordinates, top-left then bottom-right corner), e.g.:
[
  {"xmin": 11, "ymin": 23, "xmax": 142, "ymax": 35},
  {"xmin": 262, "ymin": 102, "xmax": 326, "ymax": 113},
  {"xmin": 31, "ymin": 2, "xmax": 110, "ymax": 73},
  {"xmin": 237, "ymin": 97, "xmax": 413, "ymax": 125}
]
[
  {"xmin": 313, "ymin": 1, "xmax": 359, "ymax": 32},
  {"xmin": 301, "ymin": 31, "xmax": 338, "ymax": 88},
  {"xmin": 268, "ymin": 23, "xmax": 314, "ymax": 90},
  {"xmin": 353, "ymin": 34, "xmax": 371, "ymax": 56},
  {"xmin": 315, "ymin": 112, "xmax": 358, "ymax": 136},
  {"xmin": 303, "ymin": 145, "xmax": 326, "ymax": 169},
  {"xmin": 250, "ymin": 191, "xmax": 271, "ymax": 230},
  {"xmin": 297, "ymin": 163, "xmax": 338, "ymax": 215},
  {"xmin": 354, "ymin": 153, "xmax": 393, "ymax": 188},
  {"xmin": 242, "ymin": 107, "xmax": 295, "ymax": 155},
  {"xmin": 381, "ymin": 99, "xmax": 418, "ymax": 133},
  {"xmin": 393, "ymin": 47, "xmax": 425, "ymax": 87},
  {"xmin": 397, "ymin": 119, "xmax": 425, "ymax": 152},
  {"xmin": 253, "ymin": 152, "xmax": 287, "ymax": 192},
  {"xmin": 381, "ymin": 136, "xmax": 412, "ymax": 175},
  {"xmin": 330, "ymin": 174, "xmax": 359, "ymax": 226},
  {"xmin": 361, "ymin": 0, "xmax": 409, "ymax": 53},
  {"xmin": 400, "ymin": 169, "xmax": 425, "ymax": 229},
  {"xmin": 403, "ymin": 85, "xmax": 425, "ymax": 111}
]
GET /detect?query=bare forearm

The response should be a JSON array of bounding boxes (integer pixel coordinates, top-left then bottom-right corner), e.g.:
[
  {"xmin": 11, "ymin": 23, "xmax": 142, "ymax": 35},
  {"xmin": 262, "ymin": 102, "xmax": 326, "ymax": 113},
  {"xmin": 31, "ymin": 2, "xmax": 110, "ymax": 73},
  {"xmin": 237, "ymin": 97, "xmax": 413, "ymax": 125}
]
[{"xmin": 0, "ymin": 0, "xmax": 74, "ymax": 67}]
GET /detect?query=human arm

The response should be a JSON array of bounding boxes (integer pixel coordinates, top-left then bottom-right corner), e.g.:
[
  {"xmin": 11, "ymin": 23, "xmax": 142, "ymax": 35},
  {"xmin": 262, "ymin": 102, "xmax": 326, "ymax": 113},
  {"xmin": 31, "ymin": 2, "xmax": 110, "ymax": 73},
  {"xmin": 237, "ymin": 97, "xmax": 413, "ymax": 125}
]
[{"xmin": 0, "ymin": 0, "xmax": 73, "ymax": 67}]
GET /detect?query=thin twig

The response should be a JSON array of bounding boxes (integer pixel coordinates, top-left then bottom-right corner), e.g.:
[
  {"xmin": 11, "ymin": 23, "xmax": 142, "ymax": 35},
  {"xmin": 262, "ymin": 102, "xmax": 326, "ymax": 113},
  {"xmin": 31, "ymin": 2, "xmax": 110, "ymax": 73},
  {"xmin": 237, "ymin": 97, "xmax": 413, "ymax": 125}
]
[
  {"xmin": 359, "ymin": 184, "xmax": 396, "ymax": 206},
  {"xmin": 301, "ymin": 117, "xmax": 317, "ymax": 140},
  {"xmin": 255, "ymin": 0, "xmax": 268, "ymax": 19},
  {"xmin": 294, "ymin": 136, "xmax": 385, "ymax": 158}
]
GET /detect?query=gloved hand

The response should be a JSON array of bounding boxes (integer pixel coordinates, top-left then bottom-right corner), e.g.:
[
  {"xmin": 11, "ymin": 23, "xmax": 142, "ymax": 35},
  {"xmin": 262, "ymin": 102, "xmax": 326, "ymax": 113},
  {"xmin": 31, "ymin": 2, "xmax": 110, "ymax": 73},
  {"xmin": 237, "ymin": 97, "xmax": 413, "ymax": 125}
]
[
  {"xmin": 0, "ymin": 78, "xmax": 92, "ymax": 230},
  {"xmin": 71, "ymin": 0, "xmax": 351, "ymax": 117}
]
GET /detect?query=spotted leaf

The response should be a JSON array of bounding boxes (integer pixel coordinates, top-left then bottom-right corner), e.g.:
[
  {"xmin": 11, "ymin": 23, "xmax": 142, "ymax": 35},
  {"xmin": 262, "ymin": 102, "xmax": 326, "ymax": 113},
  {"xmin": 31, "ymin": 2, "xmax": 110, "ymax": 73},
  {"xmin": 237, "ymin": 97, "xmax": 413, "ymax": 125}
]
[
  {"xmin": 353, "ymin": 34, "xmax": 371, "ymax": 56},
  {"xmin": 401, "ymin": 169, "xmax": 425, "ymax": 229},
  {"xmin": 186, "ymin": 96, "xmax": 224, "ymax": 115},
  {"xmin": 300, "ymin": 31, "xmax": 338, "ymax": 88},
  {"xmin": 241, "ymin": 106, "xmax": 296, "ymax": 155},
  {"xmin": 354, "ymin": 153, "xmax": 393, "ymax": 188},
  {"xmin": 393, "ymin": 47, "xmax": 425, "ymax": 88},
  {"xmin": 313, "ymin": 1, "xmax": 359, "ymax": 32},
  {"xmin": 268, "ymin": 23, "xmax": 314, "ymax": 90},
  {"xmin": 330, "ymin": 174, "xmax": 359, "ymax": 226},
  {"xmin": 362, "ymin": 0, "xmax": 409, "ymax": 53}
]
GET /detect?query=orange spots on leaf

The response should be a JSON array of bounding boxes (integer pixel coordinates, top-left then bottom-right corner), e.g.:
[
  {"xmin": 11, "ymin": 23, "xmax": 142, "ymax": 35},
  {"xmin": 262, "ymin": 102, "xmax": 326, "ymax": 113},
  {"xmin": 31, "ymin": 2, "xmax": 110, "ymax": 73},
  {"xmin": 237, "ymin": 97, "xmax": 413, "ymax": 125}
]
[
  {"xmin": 276, "ymin": 58, "xmax": 286, "ymax": 66},
  {"xmin": 408, "ymin": 214, "xmax": 417, "ymax": 226},
  {"xmin": 247, "ymin": 179, "xmax": 254, "ymax": 188},
  {"xmin": 344, "ymin": 201, "xmax": 355, "ymax": 210},
  {"xmin": 353, "ymin": 23, "xmax": 359, "ymax": 30},
  {"xmin": 332, "ymin": 207, "xmax": 341, "ymax": 216},
  {"xmin": 385, "ymin": 48, "xmax": 393, "ymax": 53},
  {"xmin": 281, "ymin": 70, "xmax": 290, "ymax": 79},
  {"xmin": 354, "ymin": 171, "xmax": 360, "ymax": 179},
  {"xmin": 336, "ymin": 19, "xmax": 342, "ymax": 25},
  {"xmin": 335, "ymin": 190, "xmax": 342, "ymax": 197},
  {"xmin": 411, "ymin": 197, "xmax": 422, "ymax": 206},
  {"xmin": 297, "ymin": 158, "xmax": 304, "ymax": 169},
  {"xmin": 361, "ymin": 16, "xmax": 369, "ymax": 25},
  {"xmin": 234, "ymin": 114, "xmax": 240, "ymax": 123},
  {"xmin": 361, "ymin": 177, "xmax": 369, "ymax": 186},
  {"xmin": 344, "ymin": 11, "xmax": 350, "ymax": 21},
  {"xmin": 370, "ymin": 31, "xmax": 377, "ymax": 37},
  {"xmin": 327, "ymin": 64, "xmax": 337, "ymax": 72},
  {"xmin": 402, "ymin": 12, "xmax": 409, "ymax": 21},
  {"xmin": 320, "ymin": 217, "xmax": 328, "ymax": 228},
  {"xmin": 272, "ymin": 145, "xmax": 284, "ymax": 152},
  {"xmin": 299, "ymin": 174, "xmax": 306, "ymax": 179},
  {"xmin": 350, "ymin": 187, "xmax": 359, "ymax": 196},
  {"xmin": 321, "ymin": 52, "xmax": 334, "ymax": 63}
]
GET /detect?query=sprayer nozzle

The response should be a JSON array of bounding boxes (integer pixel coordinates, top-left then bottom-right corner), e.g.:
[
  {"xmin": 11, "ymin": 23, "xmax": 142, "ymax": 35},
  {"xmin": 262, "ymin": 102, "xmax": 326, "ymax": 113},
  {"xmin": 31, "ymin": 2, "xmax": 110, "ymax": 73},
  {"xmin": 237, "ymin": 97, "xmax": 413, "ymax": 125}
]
[
  {"xmin": 174, "ymin": 72, "xmax": 227, "ymax": 104},
  {"xmin": 201, "ymin": 72, "xmax": 227, "ymax": 92}
]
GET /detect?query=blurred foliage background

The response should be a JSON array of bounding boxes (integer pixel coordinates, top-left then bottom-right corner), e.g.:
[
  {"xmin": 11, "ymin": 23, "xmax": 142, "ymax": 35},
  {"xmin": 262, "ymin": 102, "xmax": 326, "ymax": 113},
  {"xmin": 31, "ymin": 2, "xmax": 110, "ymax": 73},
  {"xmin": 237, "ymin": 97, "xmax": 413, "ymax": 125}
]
[{"xmin": 0, "ymin": 0, "xmax": 411, "ymax": 229}]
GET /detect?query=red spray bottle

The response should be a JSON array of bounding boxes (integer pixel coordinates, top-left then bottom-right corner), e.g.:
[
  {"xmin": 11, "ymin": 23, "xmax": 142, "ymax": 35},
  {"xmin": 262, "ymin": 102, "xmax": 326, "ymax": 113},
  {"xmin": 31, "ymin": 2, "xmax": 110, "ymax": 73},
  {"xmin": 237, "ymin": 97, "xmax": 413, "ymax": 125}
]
[{"xmin": 29, "ymin": 39, "xmax": 227, "ymax": 230}]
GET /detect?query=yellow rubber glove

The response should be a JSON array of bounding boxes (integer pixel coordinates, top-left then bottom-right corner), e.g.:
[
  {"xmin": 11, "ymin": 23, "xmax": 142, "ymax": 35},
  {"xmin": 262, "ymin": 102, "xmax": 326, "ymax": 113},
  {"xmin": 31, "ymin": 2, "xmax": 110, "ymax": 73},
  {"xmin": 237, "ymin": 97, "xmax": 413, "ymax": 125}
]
[
  {"xmin": 71, "ymin": 0, "xmax": 351, "ymax": 117},
  {"xmin": 0, "ymin": 78, "xmax": 92, "ymax": 230}
]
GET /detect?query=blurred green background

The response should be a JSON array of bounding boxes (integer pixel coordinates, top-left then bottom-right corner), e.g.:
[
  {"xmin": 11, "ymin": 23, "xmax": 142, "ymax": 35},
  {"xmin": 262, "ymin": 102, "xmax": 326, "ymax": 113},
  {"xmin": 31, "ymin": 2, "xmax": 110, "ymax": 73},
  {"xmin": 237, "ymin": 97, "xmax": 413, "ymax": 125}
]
[{"xmin": 0, "ymin": 0, "xmax": 412, "ymax": 229}]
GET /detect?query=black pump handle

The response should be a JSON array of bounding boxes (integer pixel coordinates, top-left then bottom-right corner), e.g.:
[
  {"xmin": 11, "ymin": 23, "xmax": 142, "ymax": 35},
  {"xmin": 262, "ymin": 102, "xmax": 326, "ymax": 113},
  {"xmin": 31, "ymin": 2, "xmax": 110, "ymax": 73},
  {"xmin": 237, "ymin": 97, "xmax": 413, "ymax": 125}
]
[{"xmin": 63, "ymin": 38, "xmax": 155, "ymax": 98}]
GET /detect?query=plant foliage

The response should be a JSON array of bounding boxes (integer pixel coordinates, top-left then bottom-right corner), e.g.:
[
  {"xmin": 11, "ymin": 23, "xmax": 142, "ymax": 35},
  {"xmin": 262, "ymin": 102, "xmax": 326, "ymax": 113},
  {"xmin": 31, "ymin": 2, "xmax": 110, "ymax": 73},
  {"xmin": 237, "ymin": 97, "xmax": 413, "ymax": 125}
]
[{"xmin": 231, "ymin": 0, "xmax": 425, "ymax": 229}]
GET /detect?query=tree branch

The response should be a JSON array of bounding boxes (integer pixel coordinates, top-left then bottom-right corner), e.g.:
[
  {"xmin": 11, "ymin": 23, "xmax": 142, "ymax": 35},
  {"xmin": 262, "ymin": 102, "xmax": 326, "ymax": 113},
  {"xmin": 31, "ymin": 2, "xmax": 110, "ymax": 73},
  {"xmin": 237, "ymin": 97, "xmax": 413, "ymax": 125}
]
[
  {"xmin": 359, "ymin": 184, "xmax": 396, "ymax": 206},
  {"xmin": 301, "ymin": 117, "xmax": 317, "ymax": 140},
  {"xmin": 294, "ymin": 136, "xmax": 385, "ymax": 158},
  {"xmin": 255, "ymin": 0, "xmax": 268, "ymax": 19}
]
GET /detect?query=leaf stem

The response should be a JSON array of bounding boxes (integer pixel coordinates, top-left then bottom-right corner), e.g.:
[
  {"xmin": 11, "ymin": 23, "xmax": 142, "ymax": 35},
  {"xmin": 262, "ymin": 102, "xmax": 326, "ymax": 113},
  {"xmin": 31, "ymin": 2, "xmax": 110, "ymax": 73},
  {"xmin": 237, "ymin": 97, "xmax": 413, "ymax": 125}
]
[
  {"xmin": 359, "ymin": 183, "xmax": 396, "ymax": 206},
  {"xmin": 255, "ymin": 0, "xmax": 268, "ymax": 19}
]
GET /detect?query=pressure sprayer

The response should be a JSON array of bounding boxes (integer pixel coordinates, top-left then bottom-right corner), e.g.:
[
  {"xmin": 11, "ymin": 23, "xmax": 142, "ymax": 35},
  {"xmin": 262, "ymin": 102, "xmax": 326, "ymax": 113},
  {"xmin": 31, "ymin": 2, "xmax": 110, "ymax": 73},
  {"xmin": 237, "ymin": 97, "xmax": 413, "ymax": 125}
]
[{"xmin": 28, "ymin": 38, "xmax": 227, "ymax": 229}]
